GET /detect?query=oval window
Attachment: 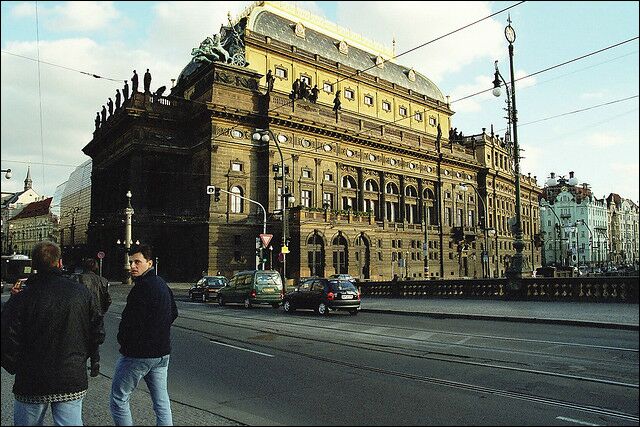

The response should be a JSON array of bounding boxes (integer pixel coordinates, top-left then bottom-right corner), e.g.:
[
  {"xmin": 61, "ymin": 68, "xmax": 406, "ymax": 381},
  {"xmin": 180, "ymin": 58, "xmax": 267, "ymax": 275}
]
[
  {"xmin": 346, "ymin": 149, "xmax": 354, "ymax": 157},
  {"xmin": 409, "ymin": 163, "xmax": 416, "ymax": 169},
  {"xmin": 390, "ymin": 158, "xmax": 397, "ymax": 166},
  {"xmin": 301, "ymin": 139, "xmax": 311, "ymax": 148},
  {"xmin": 369, "ymin": 153, "xmax": 377, "ymax": 161},
  {"xmin": 277, "ymin": 134, "xmax": 288, "ymax": 143},
  {"xmin": 323, "ymin": 144, "xmax": 332, "ymax": 152},
  {"xmin": 230, "ymin": 129, "xmax": 243, "ymax": 139}
]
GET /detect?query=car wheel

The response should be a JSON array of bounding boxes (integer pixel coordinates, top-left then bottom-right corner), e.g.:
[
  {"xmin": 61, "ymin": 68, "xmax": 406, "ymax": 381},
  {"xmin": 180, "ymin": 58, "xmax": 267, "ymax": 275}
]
[
  {"xmin": 244, "ymin": 298, "xmax": 252, "ymax": 309},
  {"xmin": 317, "ymin": 302, "xmax": 329, "ymax": 316},
  {"xmin": 283, "ymin": 300, "xmax": 294, "ymax": 313},
  {"xmin": 349, "ymin": 309, "xmax": 358, "ymax": 316},
  {"xmin": 202, "ymin": 293, "xmax": 207, "ymax": 303},
  {"xmin": 218, "ymin": 296, "xmax": 225, "ymax": 306}
]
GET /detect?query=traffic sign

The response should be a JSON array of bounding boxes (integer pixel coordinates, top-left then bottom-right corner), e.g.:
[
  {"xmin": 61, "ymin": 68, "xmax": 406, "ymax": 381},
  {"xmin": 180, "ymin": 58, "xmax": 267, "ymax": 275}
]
[
  {"xmin": 259, "ymin": 233, "xmax": 273, "ymax": 248},
  {"xmin": 97, "ymin": 251, "xmax": 105, "ymax": 259},
  {"xmin": 281, "ymin": 245, "xmax": 290, "ymax": 254}
]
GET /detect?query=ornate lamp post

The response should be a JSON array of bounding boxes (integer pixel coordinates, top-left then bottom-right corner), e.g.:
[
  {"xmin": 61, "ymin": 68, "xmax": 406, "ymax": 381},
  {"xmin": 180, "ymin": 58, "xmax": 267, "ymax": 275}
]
[
  {"xmin": 121, "ymin": 191, "xmax": 134, "ymax": 284},
  {"xmin": 493, "ymin": 16, "xmax": 527, "ymax": 279},
  {"xmin": 252, "ymin": 129, "xmax": 294, "ymax": 286}
]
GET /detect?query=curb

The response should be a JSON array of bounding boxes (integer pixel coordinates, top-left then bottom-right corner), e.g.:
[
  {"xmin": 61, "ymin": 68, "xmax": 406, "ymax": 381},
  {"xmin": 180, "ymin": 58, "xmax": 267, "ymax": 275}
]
[{"xmin": 360, "ymin": 308, "xmax": 639, "ymax": 331}]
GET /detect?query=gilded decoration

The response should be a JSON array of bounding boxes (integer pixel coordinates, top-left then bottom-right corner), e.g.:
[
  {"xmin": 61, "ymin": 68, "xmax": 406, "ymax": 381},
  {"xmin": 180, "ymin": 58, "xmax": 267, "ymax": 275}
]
[{"xmin": 294, "ymin": 22, "xmax": 306, "ymax": 38}]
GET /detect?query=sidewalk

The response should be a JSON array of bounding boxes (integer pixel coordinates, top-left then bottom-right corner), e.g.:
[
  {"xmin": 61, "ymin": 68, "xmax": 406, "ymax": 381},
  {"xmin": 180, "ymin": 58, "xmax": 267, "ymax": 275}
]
[{"xmin": 360, "ymin": 297, "xmax": 639, "ymax": 329}]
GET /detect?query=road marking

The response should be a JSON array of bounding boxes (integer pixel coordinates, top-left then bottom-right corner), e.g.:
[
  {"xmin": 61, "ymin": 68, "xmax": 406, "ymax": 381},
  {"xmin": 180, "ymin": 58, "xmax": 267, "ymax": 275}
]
[
  {"xmin": 210, "ymin": 340, "xmax": 274, "ymax": 357},
  {"xmin": 555, "ymin": 416, "xmax": 600, "ymax": 426}
]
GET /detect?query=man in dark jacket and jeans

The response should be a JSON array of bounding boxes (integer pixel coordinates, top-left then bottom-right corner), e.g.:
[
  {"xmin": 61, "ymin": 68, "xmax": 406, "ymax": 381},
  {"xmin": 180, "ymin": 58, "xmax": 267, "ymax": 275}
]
[
  {"xmin": 1, "ymin": 241, "xmax": 105, "ymax": 426},
  {"xmin": 110, "ymin": 243, "xmax": 178, "ymax": 426}
]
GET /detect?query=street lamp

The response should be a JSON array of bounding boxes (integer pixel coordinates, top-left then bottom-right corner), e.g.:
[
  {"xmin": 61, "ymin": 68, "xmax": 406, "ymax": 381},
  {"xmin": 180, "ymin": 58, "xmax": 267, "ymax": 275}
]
[
  {"xmin": 540, "ymin": 203, "xmax": 562, "ymax": 266},
  {"xmin": 1, "ymin": 169, "xmax": 11, "ymax": 179},
  {"xmin": 493, "ymin": 16, "xmax": 526, "ymax": 278},
  {"xmin": 252, "ymin": 129, "xmax": 294, "ymax": 285},
  {"xmin": 458, "ymin": 183, "xmax": 490, "ymax": 278},
  {"xmin": 576, "ymin": 219, "xmax": 593, "ymax": 267},
  {"xmin": 123, "ymin": 191, "xmax": 134, "ymax": 284}
]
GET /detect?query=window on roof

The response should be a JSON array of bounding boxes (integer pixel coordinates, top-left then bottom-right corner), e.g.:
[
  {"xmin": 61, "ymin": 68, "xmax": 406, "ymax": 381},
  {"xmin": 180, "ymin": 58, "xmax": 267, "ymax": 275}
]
[
  {"xmin": 344, "ymin": 89, "xmax": 354, "ymax": 100},
  {"xmin": 364, "ymin": 95, "xmax": 373, "ymax": 106},
  {"xmin": 382, "ymin": 101, "xmax": 391, "ymax": 111},
  {"xmin": 399, "ymin": 106, "xmax": 407, "ymax": 116}
]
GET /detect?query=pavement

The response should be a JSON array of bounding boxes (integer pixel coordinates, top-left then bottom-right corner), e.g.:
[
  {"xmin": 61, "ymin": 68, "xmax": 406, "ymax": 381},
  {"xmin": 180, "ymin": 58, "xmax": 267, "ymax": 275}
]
[{"xmin": 2, "ymin": 283, "xmax": 637, "ymax": 426}]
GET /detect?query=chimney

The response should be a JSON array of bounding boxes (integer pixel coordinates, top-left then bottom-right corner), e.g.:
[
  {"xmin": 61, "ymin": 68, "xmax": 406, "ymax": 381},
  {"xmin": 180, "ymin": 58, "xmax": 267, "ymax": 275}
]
[
  {"xmin": 569, "ymin": 171, "xmax": 574, "ymax": 178},
  {"xmin": 550, "ymin": 172, "xmax": 555, "ymax": 179}
]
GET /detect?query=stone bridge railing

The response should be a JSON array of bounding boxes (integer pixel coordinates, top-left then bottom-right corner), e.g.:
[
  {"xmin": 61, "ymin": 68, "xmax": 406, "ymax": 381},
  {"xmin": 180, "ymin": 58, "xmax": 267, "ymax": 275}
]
[{"xmin": 359, "ymin": 277, "xmax": 639, "ymax": 303}]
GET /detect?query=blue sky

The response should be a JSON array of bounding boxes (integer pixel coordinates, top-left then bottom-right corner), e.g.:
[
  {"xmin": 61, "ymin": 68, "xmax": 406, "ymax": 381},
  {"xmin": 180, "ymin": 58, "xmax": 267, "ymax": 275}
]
[{"xmin": 1, "ymin": 1, "xmax": 638, "ymax": 203}]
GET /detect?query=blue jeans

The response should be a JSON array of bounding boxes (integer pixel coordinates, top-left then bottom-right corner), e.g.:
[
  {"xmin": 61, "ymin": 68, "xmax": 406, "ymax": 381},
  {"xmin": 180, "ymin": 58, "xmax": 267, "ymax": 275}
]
[
  {"xmin": 14, "ymin": 398, "xmax": 83, "ymax": 426},
  {"xmin": 110, "ymin": 355, "xmax": 173, "ymax": 426}
]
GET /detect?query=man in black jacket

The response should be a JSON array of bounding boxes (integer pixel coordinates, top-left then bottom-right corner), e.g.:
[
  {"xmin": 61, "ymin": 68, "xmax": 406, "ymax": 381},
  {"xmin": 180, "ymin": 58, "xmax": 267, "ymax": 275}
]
[
  {"xmin": 110, "ymin": 243, "xmax": 178, "ymax": 426},
  {"xmin": 79, "ymin": 257, "xmax": 111, "ymax": 315},
  {"xmin": 1, "ymin": 241, "xmax": 105, "ymax": 426}
]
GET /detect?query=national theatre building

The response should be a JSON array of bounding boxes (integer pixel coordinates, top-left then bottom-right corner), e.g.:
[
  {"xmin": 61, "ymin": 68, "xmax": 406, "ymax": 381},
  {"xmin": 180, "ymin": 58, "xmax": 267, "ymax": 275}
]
[{"xmin": 84, "ymin": 2, "xmax": 542, "ymax": 282}]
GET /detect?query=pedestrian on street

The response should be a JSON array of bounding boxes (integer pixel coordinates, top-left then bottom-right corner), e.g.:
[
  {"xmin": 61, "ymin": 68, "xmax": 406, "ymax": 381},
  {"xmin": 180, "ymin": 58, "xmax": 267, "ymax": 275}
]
[
  {"xmin": 1, "ymin": 241, "xmax": 105, "ymax": 426},
  {"xmin": 79, "ymin": 258, "xmax": 112, "ymax": 315},
  {"xmin": 110, "ymin": 243, "xmax": 178, "ymax": 426}
]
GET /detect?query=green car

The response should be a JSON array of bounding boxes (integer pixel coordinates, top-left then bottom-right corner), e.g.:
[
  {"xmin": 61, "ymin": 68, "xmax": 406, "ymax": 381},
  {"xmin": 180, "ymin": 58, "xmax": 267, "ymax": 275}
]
[{"xmin": 218, "ymin": 270, "xmax": 283, "ymax": 309}]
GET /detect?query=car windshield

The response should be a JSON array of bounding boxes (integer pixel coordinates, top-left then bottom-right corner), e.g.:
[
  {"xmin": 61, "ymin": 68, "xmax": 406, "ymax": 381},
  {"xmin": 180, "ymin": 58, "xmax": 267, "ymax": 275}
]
[
  {"xmin": 205, "ymin": 277, "xmax": 226, "ymax": 286},
  {"xmin": 328, "ymin": 280, "xmax": 357, "ymax": 292},
  {"xmin": 255, "ymin": 272, "xmax": 282, "ymax": 286}
]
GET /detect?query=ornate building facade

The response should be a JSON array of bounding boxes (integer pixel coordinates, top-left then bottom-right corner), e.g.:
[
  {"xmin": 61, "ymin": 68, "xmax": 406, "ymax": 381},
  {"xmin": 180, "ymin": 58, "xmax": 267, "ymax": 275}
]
[
  {"xmin": 607, "ymin": 193, "xmax": 639, "ymax": 267},
  {"xmin": 84, "ymin": 1, "xmax": 541, "ymax": 281}
]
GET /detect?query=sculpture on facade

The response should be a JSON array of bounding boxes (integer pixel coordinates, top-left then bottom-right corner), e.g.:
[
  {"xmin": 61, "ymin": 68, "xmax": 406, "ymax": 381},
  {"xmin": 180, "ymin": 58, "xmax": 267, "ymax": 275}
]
[
  {"xmin": 266, "ymin": 69, "xmax": 275, "ymax": 92},
  {"xmin": 107, "ymin": 97, "xmax": 114, "ymax": 116},
  {"xmin": 333, "ymin": 90, "xmax": 342, "ymax": 112},
  {"xmin": 115, "ymin": 89, "xmax": 121, "ymax": 109},
  {"xmin": 131, "ymin": 70, "xmax": 139, "ymax": 94},
  {"xmin": 101, "ymin": 105, "xmax": 107, "ymax": 124},
  {"xmin": 144, "ymin": 69, "xmax": 152, "ymax": 94},
  {"xmin": 95, "ymin": 112, "xmax": 101, "ymax": 130},
  {"xmin": 123, "ymin": 80, "xmax": 129, "ymax": 100},
  {"xmin": 309, "ymin": 85, "xmax": 319, "ymax": 103},
  {"xmin": 188, "ymin": 17, "xmax": 248, "ymax": 68}
]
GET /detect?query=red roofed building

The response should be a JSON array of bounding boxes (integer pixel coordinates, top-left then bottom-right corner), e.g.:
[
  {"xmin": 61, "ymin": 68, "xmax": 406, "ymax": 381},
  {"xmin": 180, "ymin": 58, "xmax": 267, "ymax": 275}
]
[{"xmin": 7, "ymin": 197, "xmax": 59, "ymax": 256}]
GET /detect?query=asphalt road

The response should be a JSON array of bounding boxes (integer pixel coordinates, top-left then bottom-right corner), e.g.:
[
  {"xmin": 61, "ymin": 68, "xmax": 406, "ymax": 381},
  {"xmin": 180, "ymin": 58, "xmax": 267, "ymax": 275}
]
[{"xmin": 2, "ymin": 287, "xmax": 638, "ymax": 425}]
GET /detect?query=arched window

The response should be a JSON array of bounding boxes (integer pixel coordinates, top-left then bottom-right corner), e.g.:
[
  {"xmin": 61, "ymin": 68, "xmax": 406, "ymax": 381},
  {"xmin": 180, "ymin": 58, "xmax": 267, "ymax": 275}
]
[
  {"xmin": 385, "ymin": 182, "xmax": 399, "ymax": 195},
  {"xmin": 364, "ymin": 179, "xmax": 379, "ymax": 192},
  {"xmin": 423, "ymin": 188, "xmax": 435, "ymax": 200},
  {"xmin": 405, "ymin": 185, "xmax": 417, "ymax": 197},
  {"xmin": 332, "ymin": 234, "xmax": 349, "ymax": 274},
  {"xmin": 342, "ymin": 175, "xmax": 357, "ymax": 189},
  {"xmin": 230, "ymin": 186, "xmax": 244, "ymax": 213}
]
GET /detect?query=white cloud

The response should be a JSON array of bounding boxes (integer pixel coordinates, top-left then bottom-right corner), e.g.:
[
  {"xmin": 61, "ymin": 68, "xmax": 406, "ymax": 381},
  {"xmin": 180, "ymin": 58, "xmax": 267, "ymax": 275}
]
[
  {"xmin": 48, "ymin": 1, "xmax": 119, "ymax": 32},
  {"xmin": 11, "ymin": 2, "xmax": 36, "ymax": 18},
  {"xmin": 583, "ymin": 132, "xmax": 621, "ymax": 148}
]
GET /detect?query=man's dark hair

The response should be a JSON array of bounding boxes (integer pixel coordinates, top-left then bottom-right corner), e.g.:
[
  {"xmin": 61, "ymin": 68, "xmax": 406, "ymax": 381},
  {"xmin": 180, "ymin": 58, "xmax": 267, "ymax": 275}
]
[
  {"xmin": 128, "ymin": 243, "xmax": 152, "ymax": 261},
  {"xmin": 32, "ymin": 241, "xmax": 61, "ymax": 271},
  {"xmin": 83, "ymin": 258, "xmax": 98, "ymax": 272}
]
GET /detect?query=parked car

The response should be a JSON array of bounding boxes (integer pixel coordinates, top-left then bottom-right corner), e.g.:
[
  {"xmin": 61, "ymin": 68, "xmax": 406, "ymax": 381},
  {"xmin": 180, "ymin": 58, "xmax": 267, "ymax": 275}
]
[
  {"xmin": 328, "ymin": 273, "xmax": 357, "ymax": 284},
  {"xmin": 218, "ymin": 270, "xmax": 283, "ymax": 309},
  {"xmin": 188, "ymin": 276, "xmax": 228, "ymax": 302},
  {"xmin": 283, "ymin": 277, "xmax": 360, "ymax": 316}
]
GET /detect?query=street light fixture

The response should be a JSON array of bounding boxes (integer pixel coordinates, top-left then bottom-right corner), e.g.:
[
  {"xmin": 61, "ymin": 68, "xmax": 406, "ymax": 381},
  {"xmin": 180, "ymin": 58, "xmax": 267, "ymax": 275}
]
[
  {"xmin": 252, "ymin": 129, "xmax": 293, "ymax": 285},
  {"xmin": 1, "ymin": 169, "xmax": 11, "ymax": 179},
  {"xmin": 122, "ymin": 191, "xmax": 134, "ymax": 284},
  {"xmin": 493, "ymin": 16, "xmax": 526, "ymax": 279}
]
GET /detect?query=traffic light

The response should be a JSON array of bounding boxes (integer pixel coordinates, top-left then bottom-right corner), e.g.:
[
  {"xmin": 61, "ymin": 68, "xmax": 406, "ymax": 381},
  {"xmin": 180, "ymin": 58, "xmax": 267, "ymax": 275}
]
[{"xmin": 214, "ymin": 187, "xmax": 221, "ymax": 202}]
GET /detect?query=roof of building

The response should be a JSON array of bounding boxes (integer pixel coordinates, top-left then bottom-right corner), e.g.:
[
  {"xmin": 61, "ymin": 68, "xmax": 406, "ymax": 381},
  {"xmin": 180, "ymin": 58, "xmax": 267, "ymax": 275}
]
[
  {"xmin": 247, "ymin": 6, "xmax": 445, "ymax": 102},
  {"xmin": 9, "ymin": 197, "xmax": 52, "ymax": 221}
]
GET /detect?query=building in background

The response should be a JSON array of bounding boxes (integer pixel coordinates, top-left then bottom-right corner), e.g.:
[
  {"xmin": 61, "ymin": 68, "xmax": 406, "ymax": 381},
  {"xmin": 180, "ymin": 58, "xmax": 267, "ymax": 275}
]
[
  {"xmin": 6, "ymin": 197, "xmax": 58, "ymax": 256},
  {"xmin": 58, "ymin": 160, "xmax": 92, "ymax": 271},
  {"xmin": 83, "ymin": 1, "xmax": 541, "ymax": 281},
  {"xmin": 540, "ymin": 172, "xmax": 609, "ymax": 268},
  {"xmin": 607, "ymin": 194, "xmax": 640, "ymax": 268},
  {"xmin": 1, "ymin": 166, "xmax": 42, "ymax": 255}
]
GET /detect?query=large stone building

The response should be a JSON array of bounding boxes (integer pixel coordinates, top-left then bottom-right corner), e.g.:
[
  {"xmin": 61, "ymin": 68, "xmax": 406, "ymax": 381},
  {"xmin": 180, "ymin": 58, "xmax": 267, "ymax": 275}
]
[
  {"xmin": 84, "ymin": 1, "xmax": 541, "ymax": 282},
  {"xmin": 6, "ymin": 197, "xmax": 58, "ymax": 256},
  {"xmin": 1, "ymin": 167, "xmax": 42, "ymax": 255},
  {"xmin": 58, "ymin": 160, "xmax": 92, "ymax": 270}
]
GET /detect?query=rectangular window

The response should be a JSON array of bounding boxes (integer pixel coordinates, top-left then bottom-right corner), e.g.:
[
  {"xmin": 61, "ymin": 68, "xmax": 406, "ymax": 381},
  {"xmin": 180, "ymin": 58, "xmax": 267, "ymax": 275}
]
[
  {"xmin": 344, "ymin": 89, "xmax": 354, "ymax": 99},
  {"xmin": 302, "ymin": 169, "xmax": 311, "ymax": 179},
  {"xmin": 322, "ymin": 192, "xmax": 333, "ymax": 209},
  {"xmin": 456, "ymin": 209, "xmax": 463, "ymax": 227},
  {"xmin": 324, "ymin": 172, "xmax": 333, "ymax": 182},
  {"xmin": 382, "ymin": 101, "xmax": 391, "ymax": 111},
  {"xmin": 301, "ymin": 190, "xmax": 312, "ymax": 208},
  {"xmin": 468, "ymin": 211, "xmax": 474, "ymax": 227},
  {"xmin": 300, "ymin": 75, "xmax": 311, "ymax": 86},
  {"xmin": 399, "ymin": 106, "xmax": 407, "ymax": 116},
  {"xmin": 445, "ymin": 207, "xmax": 452, "ymax": 227},
  {"xmin": 414, "ymin": 112, "xmax": 423, "ymax": 121},
  {"xmin": 231, "ymin": 162, "xmax": 243, "ymax": 172},
  {"xmin": 276, "ymin": 187, "xmax": 282, "ymax": 211},
  {"xmin": 323, "ymin": 82, "xmax": 333, "ymax": 93},
  {"xmin": 429, "ymin": 116, "xmax": 437, "ymax": 126},
  {"xmin": 275, "ymin": 67, "xmax": 287, "ymax": 78},
  {"xmin": 364, "ymin": 95, "xmax": 374, "ymax": 105}
]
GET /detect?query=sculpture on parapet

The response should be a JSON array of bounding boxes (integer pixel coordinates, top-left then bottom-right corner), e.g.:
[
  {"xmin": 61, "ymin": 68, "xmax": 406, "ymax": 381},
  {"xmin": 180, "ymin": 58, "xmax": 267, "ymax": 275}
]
[
  {"xmin": 107, "ymin": 98, "xmax": 114, "ymax": 116},
  {"xmin": 192, "ymin": 34, "xmax": 230, "ymax": 64},
  {"xmin": 144, "ymin": 69, "xmax": 151, "ymax": 94},
  {"xmin": 188, "ymin": 17, "xmax": 248, "ymax": 68},
  {"xmin": 95, "ymin": 112, "xmax": 100, "ymax": 130},
  {"xmin": 333, "ymin": 90, "xmax": 342, "ymax": 112},
  {"xmin": 115, "ymin": 89, "xmax": 121, "ymax": 109},
  {"xmin": 154, "ymin": 86, "xmax": 166, "ymax": 97},
  {"xmin": 131, "ymin": 70, "xmax": 139, "ymax": 94},
  {"xmin": 101, "ymin": 106, "xmax": 107, "ymax": 125},
  {"xmin": 123, "ymin": 80, "xmax": 129, "ymax": 100},
  {"xmin": 266, "ymin": 69, "xmax": 275, "ymax": 92},
  {"xmin": 309, "ymin": 85, "xmax": 319, "ymax": 103}
]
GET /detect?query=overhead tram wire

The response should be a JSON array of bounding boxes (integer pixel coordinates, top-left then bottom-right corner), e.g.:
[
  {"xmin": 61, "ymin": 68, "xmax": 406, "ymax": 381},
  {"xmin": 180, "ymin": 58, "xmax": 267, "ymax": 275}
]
[{"xmin": 36, "ymin": 1, "xmax": 46, "ymax": 194}]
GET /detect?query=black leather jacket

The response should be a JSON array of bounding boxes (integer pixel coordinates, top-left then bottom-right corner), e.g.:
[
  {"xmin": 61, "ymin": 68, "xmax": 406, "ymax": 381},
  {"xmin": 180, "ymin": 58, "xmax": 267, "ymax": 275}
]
[{"xmin": 1, "ymin": 268, "xmax": 105, "ymax": 396}]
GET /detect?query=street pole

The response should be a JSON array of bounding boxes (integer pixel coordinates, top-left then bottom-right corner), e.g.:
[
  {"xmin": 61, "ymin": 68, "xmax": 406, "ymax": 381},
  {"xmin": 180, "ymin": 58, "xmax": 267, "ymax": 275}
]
[
  {"xmin": 423, "ymin": 202, "xmax": 429, "ymax": 278},
  {"xmin": 124, "ymin": 191, "xmax": 134, "ymax": 285}
]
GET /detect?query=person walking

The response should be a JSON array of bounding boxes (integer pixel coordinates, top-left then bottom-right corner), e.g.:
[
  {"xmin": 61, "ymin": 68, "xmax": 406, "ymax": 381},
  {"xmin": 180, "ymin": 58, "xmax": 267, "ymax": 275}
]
[
  {"xmin": 110, "ymin": 243, "xmax": 178, "ymax": 426},
  {"xmin": 1, "ymin": 241, "xmax": 105, "ymax": 426},
  {"xmin": 79, "ymin": 258, "xmax": 112, "ymax": 315}
]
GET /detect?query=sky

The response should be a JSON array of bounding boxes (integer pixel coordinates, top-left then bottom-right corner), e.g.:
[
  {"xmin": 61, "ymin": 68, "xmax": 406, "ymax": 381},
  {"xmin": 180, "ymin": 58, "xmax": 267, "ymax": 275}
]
[{"xmin": 1, "ymin": 1, "xmax": 638, "ymax": 203}]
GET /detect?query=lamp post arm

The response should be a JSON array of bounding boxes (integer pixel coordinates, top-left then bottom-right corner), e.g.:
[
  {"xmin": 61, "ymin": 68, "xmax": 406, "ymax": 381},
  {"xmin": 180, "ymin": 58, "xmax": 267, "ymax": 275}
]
[{"xmin": 214, "ymin": 187, "xmax": 267, "ymax": 235}]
